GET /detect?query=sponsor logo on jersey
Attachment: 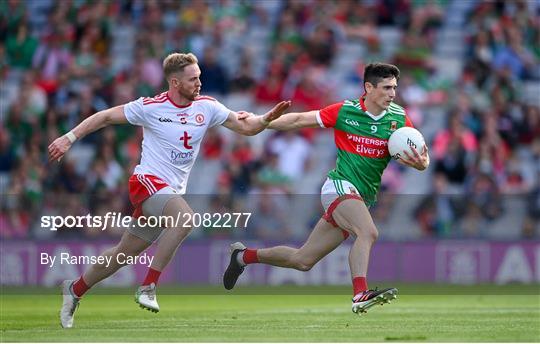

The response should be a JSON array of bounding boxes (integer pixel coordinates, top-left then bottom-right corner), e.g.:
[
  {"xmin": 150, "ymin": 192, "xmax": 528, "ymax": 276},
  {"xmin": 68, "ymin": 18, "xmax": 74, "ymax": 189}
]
[
  {"xmin": 159, "ymin": 117, "xmax": 173, "ymax": 122},
  {"xmin": 355, "ymin": 144, "xmax": 387, "ymax": 158},
  {"xmin": 170, "ymin": 149, "xmax": 195, "ymax": 165},
  {"xmin": 176, "ymin": 113, "xmax": 189, "ymax": 124},
  {"xmin": 345, "ymin": 119, "xmax": 360, "ymax": 127},
  {"xmin": 348, "ymin": 134, "xmax": 387, "ymax": 157},
  {"xmin": 345, "ymin": 133, "xmax": 388, "ymax": 147},
  {"xmin": 335, "ymin": 130, "xmax": 389, "ymax": 158}
]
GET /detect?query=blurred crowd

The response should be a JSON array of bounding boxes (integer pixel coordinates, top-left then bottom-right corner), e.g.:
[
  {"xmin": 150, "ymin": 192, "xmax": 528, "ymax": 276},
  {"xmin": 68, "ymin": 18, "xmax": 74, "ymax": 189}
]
[
  {"xmin": 415, "ymin": 0, "xmax": 540, "ymax": 239},
  {"xmin": 1, "ymin": 0, "xmax": 539, "ymax": 241}
]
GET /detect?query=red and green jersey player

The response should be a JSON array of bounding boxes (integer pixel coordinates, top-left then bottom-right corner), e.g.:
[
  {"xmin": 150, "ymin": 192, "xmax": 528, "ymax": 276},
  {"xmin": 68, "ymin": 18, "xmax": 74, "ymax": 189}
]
[
  {"xmin": 223, "ymin": 63, "xmax": 430, "ymax": 315},
  {"xmin": 320, "ymin": 96, "xmax": 415, "ymax": 206}
]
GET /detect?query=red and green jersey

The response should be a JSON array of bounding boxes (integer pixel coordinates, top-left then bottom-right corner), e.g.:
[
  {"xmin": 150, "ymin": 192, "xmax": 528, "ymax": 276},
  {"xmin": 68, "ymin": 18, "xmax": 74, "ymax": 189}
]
[{"xmin": 317, "ymin": 97, "xmax": 413, "ymax": 205}]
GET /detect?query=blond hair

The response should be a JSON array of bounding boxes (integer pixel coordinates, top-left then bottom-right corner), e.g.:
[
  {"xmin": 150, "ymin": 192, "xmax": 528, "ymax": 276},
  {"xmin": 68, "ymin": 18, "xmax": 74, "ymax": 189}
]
[{"xmin": 163, "ymin": 53, "xmax": 198, "ymax": 80}]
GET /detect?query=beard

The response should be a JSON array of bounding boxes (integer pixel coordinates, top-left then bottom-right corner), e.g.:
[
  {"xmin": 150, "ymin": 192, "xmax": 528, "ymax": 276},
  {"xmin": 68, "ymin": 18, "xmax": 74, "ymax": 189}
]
[{"xmin": 178, "ymin": 87, "xmax": 198, "ymax": 101}]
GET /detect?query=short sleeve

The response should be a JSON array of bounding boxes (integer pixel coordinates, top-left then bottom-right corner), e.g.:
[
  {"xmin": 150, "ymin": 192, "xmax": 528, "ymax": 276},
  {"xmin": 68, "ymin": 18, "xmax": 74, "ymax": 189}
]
[
  {"xmin": 317, "ymin": 102, "xmax": 343, "ymax": 128},
  {"xmin": 210, "ymin": 100, "xmax": 232, "ymax": 128},
  {"xmin": 405, "ymin": 114, "xmax": 414, "ymax": 128},
  {"xmin": 123, "ymin": 97, "xmax": 145, "ymax": 126}
]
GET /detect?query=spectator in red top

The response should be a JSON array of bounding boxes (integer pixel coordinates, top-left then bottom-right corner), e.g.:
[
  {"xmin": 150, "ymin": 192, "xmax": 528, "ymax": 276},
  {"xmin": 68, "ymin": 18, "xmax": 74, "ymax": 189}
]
[
  {"xmin": 433, "ymin": 112, "xmax": 478, "ymax": 160},
  {"xmin": 433, "ymin": 112, "xmax": 478, "ymax": 186},
  {"xmin": 201, "ymin": 127, "xmax": 224, "ymax": 160},
  {"xmin": 255, "ymin": 73, "xmax": 285, "ymax": 105}
]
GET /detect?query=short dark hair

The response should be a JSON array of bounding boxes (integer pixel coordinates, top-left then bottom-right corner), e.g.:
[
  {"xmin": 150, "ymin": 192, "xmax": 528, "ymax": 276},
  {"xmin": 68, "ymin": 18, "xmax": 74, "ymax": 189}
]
[{"xmin": 363, "ymin": 63, "xmax": 400, "ymax": 89}]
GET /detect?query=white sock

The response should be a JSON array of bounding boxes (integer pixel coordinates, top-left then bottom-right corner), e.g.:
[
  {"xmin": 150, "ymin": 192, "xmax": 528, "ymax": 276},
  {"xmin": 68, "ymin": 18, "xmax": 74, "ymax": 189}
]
[{"xmin": 236, "ymin": 251, "xmax": 246, "ymax": 266}]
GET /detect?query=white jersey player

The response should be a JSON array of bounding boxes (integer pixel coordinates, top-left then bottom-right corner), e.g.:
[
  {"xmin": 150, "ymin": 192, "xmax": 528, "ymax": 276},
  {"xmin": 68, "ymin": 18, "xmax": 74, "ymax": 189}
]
[
  {"xmin": 123, "ymin": 92, "xmax": 237, "ymax": 219},
  {"xmin": 125, "ymin": 92, "xmax": 231, "ymax": 197},
  {"xmin": 48, "ymin": 52, "xmax": 291, "ymax": 328}
]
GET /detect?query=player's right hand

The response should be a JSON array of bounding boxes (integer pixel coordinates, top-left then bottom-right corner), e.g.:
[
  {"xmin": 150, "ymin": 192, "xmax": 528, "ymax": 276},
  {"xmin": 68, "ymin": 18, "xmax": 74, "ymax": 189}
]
[
  {"xmin": 48, "ymin": 136, "xmax": 72, "ymax": 162},
  {"xmin": 399, "ymin": 144, "xmax": 429, "ymax": 171}
]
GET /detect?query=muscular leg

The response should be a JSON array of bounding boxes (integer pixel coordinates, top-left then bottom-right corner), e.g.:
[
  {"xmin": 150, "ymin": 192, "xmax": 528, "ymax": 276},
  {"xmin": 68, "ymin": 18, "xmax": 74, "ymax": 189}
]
[
  {"xmin": 82, "ymin": 231, "xmax": 151, "ymax": 288},
  {"xmin": 132, "ymin": 195, "xmax": 194, "ymax": 312},
  {"xmin": 331, "ymin": 199, "xmax": 378, "ymax": 279},
  {"xmin": 330, "ymin": 199, "xmax": 398, "ymax": 312},
  {"xmin": 61, "ymin": 230, "xmax": 150, "ymax": 328},
  {"xmin": 148, "ymin": 196, "xmax": 193, "ymax": 271},
  {"xmin": 82, "ymin": 195, "xmax": 193, "ymax": 286},
  {"xmin": 256, "ymin": 218, "xmax": 345, "ymax": 271}
]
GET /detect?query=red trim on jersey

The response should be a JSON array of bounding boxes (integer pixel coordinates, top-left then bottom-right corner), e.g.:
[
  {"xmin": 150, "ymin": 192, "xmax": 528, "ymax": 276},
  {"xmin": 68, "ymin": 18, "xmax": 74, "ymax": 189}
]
[
  {"xmin": 405, "ymin": 115, "xmax": 414, "ymax": 127},
  {"xmin": 359, "ymin": 94, "xmax": 367, "ymax": 111},
  {"xmin": 166, "ymin": 91, "xmax": 193, "ymax": 108},
  {"xmin": 143, "ymin": 96, "xmax": 167, "ymax": 102},
  {"xmin": 145, "ymin": 92, "xmax": 217, "ymax": 108},
  {"xmin": 128, "ymin": 174, "xmax": 169, "ymax": 218},
  {"xmin": 195, "ymin": 95, "xmax": 217, "ymax": 102},
  {"xmin": 319, "ymin": 102, "xmax": 343, "ymax": 128},
  {"xmin": 143, "ymin": 92, "xmax": 167, "ymax": 105},
  {"xmin": 143, "ymin": 99, "xmax": 167, "ymax": 105},
  {"xmin": 144, "ymin": 92, "xmax": 167, "ymax": 100},
  {"xmin": 334, "ymin": 129, "xmax": 390, "ymax": 159}
]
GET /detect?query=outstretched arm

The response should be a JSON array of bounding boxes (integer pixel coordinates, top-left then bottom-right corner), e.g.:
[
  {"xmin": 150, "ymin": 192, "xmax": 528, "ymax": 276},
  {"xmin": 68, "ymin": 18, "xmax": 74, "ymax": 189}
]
[
  {"xmin": 222, "ymin": 100, "xmax": 291, "ymax": 136},
  {"xmin": 267, "ymin": 110, "xmax": 321, "ymax": 130},
  {"xmin": 48, "ymin": 105, "xmax": 128, "ymax": 162}
]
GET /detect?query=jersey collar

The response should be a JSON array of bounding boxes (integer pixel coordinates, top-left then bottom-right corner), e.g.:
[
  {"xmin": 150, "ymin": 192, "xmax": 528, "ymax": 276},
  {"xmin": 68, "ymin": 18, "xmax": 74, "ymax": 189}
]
[
  {"xmin": 166, "ymin": 91, "xmax": 192, "ymax": 108},
  {"xmin": 360, "ymin": 94, "xmax": 387, "ymax": 120}
]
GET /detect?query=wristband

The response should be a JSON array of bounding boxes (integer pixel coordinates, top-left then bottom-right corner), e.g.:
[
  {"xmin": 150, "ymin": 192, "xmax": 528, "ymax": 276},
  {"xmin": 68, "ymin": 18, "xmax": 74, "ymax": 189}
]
[{"xmin": 65, "ymin": 131, "xmax": 77, "ymax": 143}]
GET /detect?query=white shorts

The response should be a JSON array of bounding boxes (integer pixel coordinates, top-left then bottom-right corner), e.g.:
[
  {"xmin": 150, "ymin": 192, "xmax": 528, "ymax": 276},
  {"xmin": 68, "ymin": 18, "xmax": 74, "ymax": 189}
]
[
  {"xmin": 128, "ymin": 186, "xmax": 180, "ymax": 243},
  {"xmin": 320, "ymin": 178, "xmax": 364, "ymax": 228}
]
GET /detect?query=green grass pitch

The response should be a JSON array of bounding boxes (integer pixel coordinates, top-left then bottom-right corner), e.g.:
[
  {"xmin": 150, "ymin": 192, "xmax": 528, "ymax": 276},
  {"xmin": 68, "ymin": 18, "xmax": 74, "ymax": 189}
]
[{"xmin": 1, "ymin": 284, "xmax": 539, "ymax": 342}]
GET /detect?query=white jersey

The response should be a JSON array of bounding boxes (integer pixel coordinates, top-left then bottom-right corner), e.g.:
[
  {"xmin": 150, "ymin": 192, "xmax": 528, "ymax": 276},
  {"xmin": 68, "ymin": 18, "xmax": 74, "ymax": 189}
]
[{"xmin": 123, "ymin": 92, "xmax": 231, "ymax": 194}]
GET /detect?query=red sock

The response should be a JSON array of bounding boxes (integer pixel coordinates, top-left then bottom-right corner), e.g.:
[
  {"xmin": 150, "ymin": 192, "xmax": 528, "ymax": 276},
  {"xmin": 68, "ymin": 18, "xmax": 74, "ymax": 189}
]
[
  {"xmin": 352, "ymin": 276, "xmax": 368, "ymax": 296},
  {"xmin": 243, "ymin": 249, "xmax": 259, "ymax": 264},
  {"xmin": 72, "ymin": 276, "xmax": 89, "ymax": 298},
  {"xmin": 142, "ymin": 268, "xmax": 162, "ymax": 286}
]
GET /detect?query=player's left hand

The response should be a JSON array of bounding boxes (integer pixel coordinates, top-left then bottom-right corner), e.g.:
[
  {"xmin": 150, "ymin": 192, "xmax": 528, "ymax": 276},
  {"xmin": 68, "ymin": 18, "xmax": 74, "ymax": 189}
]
[
  {"xmin": 236, "ymin": 111, "xmax": 253, "ymax": 120},
  {"xmin": 399, "ymin": 144, "xmax": 430, "ymax": 171},
  {"xmin": 262, "ymin": 100, "xmax": 292, "ymax": 124}
]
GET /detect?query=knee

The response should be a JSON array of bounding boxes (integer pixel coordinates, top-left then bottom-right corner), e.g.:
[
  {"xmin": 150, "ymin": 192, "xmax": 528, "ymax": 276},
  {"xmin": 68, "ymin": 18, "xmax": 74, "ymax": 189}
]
[
  {"xmin": 125, "ymin": 245, "xmax": 146, "ymax": 258},
  {"xmin": 369, "ymin": 227, "xmax": 379, "ymax": 242},
  {"xmin": 354, "ymin": 225, "xmax": 379, "ymax": 243},
  {"xmin": 289, "ymin": 255, "xmax": 316, "ymax": 272},
  {"xmin": 112, "ymin": 245, "xmax": 145, "ymax": 262},
  {"xmin": 163, "ymin": 227, "xmax": 192, "ymax": 247}
]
